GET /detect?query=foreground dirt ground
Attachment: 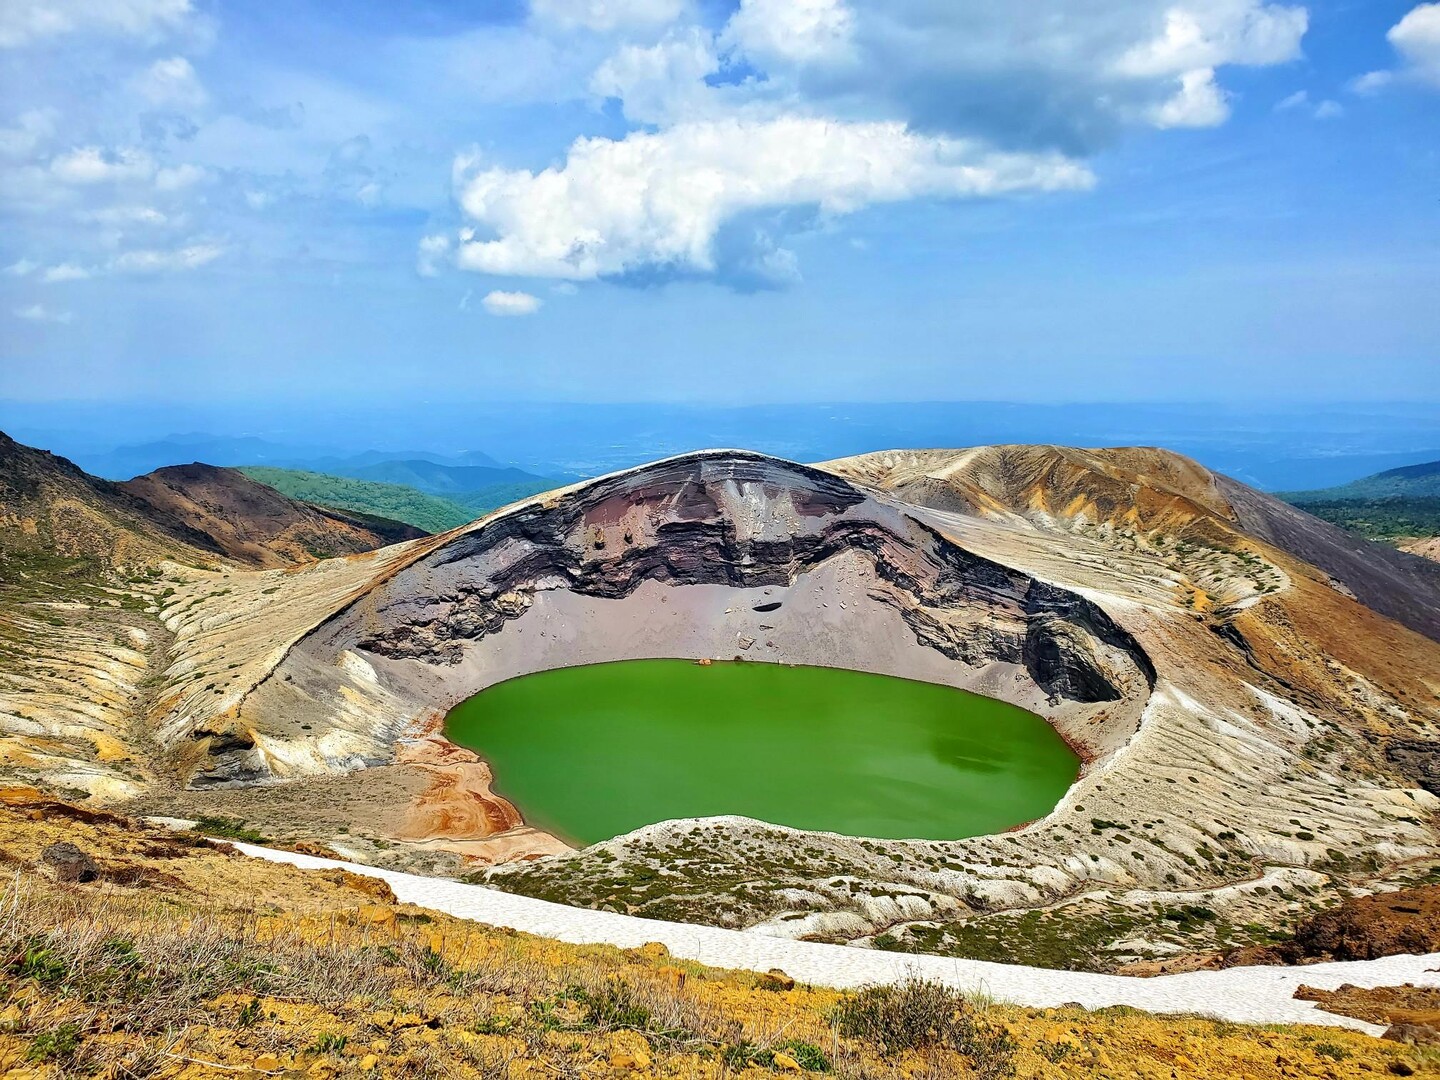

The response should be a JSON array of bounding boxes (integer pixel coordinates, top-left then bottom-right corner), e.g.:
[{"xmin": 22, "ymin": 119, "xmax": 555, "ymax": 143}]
[{"xmin": 0, "ymin": 789, "xmax": 1434, "ymax": 1079}]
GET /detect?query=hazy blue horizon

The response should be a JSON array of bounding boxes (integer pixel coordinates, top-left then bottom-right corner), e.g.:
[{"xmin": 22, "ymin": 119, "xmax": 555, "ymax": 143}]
[{"xmin": 6, "ymin": 396, "xmax": 1437, "ymax": 493}]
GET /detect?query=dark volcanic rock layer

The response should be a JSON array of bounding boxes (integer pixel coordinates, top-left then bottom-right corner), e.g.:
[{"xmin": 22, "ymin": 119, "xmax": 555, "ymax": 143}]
[{"xmin": 347, "ymin": 455, "xmax": 1153, "ymax": 709}]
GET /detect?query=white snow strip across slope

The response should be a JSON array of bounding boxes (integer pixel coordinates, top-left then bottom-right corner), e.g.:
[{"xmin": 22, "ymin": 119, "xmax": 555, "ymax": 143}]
[{"xmin": 231, "ymin": 842, "xmax": 1440, "ymax": 1034}]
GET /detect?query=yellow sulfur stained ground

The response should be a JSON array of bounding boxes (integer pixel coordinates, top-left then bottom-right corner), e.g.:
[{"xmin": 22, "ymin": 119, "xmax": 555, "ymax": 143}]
[{"xmin": 0, "ymin": 789, "xmax": 1433, "ymax": 1079}]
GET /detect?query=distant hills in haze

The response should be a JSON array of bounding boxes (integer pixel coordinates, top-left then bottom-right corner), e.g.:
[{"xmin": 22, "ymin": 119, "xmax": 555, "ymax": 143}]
[
  {"xmin": 1284, "ymin": 460, "xmax": 1440, "ymax": 502},
  {"xmin": 57, "ymin": 435, "xmax": 562, "ymax": 535},
  {"xmin": 238, "ymin": 464, "xmax": 558, "ymax": 533},
  {"xmin": 67, "ymin": 434, "xmax": 544, "ymax": 484}
]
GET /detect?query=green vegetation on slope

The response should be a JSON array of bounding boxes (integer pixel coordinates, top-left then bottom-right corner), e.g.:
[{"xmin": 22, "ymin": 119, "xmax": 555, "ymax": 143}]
[
  {"xmin": 1279, "ymin": 496, "xmax": 1440, "ymax": 543},
  {"xmin": 1284, "ymin": 460, "xmax": 1440, "ymax": 502},
  {"xmin": 1281, "ymin": 460, "xmax": 1440, "ymax": 545},
  {"xmin": 238, "ymin": 467, "xmax": 476, "ymax": 533}
]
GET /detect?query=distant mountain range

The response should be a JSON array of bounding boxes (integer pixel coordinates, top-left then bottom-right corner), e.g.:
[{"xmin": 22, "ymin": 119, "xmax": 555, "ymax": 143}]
[
  {"xmin": 1284, "ymin": 460, "xmax": 1440, "ymax": 502},
  {"xmin": 0, "ymin": 431, "xmax": 425, "ymax": 571},
  {"xmin": 331, "ymin": 458, "xmax": 547, "ymax": 495},
  {"xmin": 69, "ymin": 435, "xmax": 531, "ymax": 483},
  {"xmin": 237, "ymin": 466, "xmax": 556, "ymax": 533}
]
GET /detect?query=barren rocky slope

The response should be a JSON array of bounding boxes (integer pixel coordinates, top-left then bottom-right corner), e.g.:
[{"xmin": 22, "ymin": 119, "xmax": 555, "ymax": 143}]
[
  {"xmin": 6, "ymin": 440, "xmax": 1440, "ymax": 971},
  {"xmin": 0, "ymin": 430, "xmax": 223, "ymax": 569},
  {"xmin": 120, "ymin": 463, "xmax": 427, "ymax": 569},
  {"xmin": 1403, "ymin": 536, "xmax": 1440, "ymax": 563}
]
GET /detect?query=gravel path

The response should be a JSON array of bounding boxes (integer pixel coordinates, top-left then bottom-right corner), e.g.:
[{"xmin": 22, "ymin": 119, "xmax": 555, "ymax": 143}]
[{"xmin": 233, "ymin": 842, "xmax": 1440, "ymax": 1034}]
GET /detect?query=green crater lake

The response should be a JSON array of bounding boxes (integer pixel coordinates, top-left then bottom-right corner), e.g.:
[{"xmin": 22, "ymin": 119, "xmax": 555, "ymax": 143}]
[{"xmin": 444, "ymin": 660, "xmax": 1080, "ymax": 846}]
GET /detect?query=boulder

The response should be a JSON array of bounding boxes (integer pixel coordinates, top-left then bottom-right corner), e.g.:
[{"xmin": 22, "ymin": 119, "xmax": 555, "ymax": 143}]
[{"xmin": 41, "ymin": 841, "xmax": 98, "ymax": 883}]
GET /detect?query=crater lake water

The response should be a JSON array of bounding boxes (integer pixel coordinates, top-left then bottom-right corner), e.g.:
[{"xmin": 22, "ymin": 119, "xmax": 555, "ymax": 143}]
[{"xmin": 444, "ymin": 659, "xmax": 1080, "ymax": 846}]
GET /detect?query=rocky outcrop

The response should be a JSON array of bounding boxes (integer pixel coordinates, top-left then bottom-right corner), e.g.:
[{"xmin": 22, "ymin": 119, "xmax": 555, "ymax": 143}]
[{"xmin": 341, "ymin": 456, "xmax": 1151, "ymax": 718}]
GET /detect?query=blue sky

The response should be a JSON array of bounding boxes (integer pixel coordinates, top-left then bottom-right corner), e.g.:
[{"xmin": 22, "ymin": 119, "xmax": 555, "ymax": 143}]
[{"xmin": 1, "ymin": 0, "xmax": 1437, "ymax": 406}]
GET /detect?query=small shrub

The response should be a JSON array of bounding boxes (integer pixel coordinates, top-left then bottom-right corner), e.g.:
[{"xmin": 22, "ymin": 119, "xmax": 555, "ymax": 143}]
[
  {"xmin": 191, "ymin": 817, "xmax": 271, "ymax": 844},
  {"xmin": 310, "ymin": 1032, "xmax": 348, "ymax": 1054},
  {"xmin": 12, "ymin": 938, "xmax": 68, "ymax": 985},
  {"xmin": 1314, "ymin": 1042, "xmax": 1349, "ymax": 1061},
  {"xmin": 27, "ymin": 1023, "xmax": 81, "ymax": 1062},
  {"xmin": 833, "ymin": 979, "xmax": 1015, "ymax": 1077},
  {"xmin": 1037, "ymin": 1039, "xmax": 1077, "ymax": 1062},
  {"xmin": 777, "ymin": 1039, "xmax": 831, "ymax": 1071}
]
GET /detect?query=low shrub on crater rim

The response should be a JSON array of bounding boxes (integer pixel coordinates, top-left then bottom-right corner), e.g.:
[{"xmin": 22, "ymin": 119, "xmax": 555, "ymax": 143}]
[{"xmin": 834, "ymin": 978, "xmax": 1016, "ymax": 1077}]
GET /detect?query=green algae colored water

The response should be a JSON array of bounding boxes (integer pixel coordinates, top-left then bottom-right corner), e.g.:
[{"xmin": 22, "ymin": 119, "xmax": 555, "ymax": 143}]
[{"xmin": 444, "ymin": 660, "xmax": 1079, "ymax": 846}]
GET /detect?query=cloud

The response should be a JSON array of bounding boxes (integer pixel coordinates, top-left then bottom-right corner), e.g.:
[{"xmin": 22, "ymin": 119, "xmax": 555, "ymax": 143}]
[
  {"xmin": 722, "ymin": 0, "xmax": 855, "ymax": 65},
  {"xmin": 78, "ymin": 205, "xmax": 169, "ymax": 226},
  {"xmin": 1351, "ymin": 5, "xmax": 1440, "ymax": 92},
  {"xmin": 40, "ymin": 262, "xmax": 91, "ymax": 282},
  {"xmin": 453, "ymin": 117, "xmax": 1092, "ymax": 281},
  {"xmin": 1111, "ymin": 4, "xmax": 1307, "ymax": 78},
  {"xmin": 530, "ymin": 0, "xmax": 684, "ymax": 33},
  {"xmin": 132, "ymin": 56, "xmax": 207, "ymax": 110},
  {"xmin": 0, "ymin": 108, "xmax": 58, "ymax": 160},
  {"xmin": 709, "ymin": 1, "xmax": 1309, "ymax": 152},
  {"xmin": 1148, "ymin": 68, "xmax": 1229, "ymax": 128},
  {"xmin": 1390, "ymin": 3, "xmax": 1440, "ymax": 86},
  {"xmin": 4, "ymin": 258, "xmax": 39, "ymax": 277},
  {"xmin": 110, "ymin": 242, "xmax": 223, "ymax": 273},
  {"xmin": 416, "ymin": 234, "xmax": 452, "ymax": 277},
  {"xmin": 481, "ymin": 289, "xmax": 543, "ymax": 315},
  {"xmin": 50, "ymin": 146, "xmax": 155, "ymax": 184},
  {"xmin": 1349, "ymin": 70, "xmax": 1394, "ymax": 95},
  {"xmin": 1275, "ymin": 89, "xmax": 1343, "ymax": 118},
  {"xmin": 591, "ymin": 29, "xmax": 719, "ymax": 125},
  {"xmin": 154, "ymin": 163, "xmax": 206, "ymax": 190},
  {"xmin": 0, "ymin": 0, "xmax": 193, "ymax": 49},
  {"xmin": 13, "ymin": 303, "xmax": 72, "ymax": 323}
]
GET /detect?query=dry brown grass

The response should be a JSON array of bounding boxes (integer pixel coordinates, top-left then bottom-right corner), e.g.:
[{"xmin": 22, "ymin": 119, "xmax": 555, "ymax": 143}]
[{"xmin": 0, "ymin": 793, "xmax": 1428, "ymax": 1079}]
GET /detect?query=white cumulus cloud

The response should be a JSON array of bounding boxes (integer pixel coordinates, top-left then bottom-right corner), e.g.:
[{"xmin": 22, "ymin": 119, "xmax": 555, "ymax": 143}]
[
  {"xmin": 1351, "ymin": 5, "xmax": 1440, "ymax": 92},
  {"xmin": 481, "ymin": 290, "xmax": 543, "ymax": 316},
  {"xmin": 1148, "ymin": 68, "xmax": 1230, "ymax": 128},
  {"xmin": 1391, "ymin": 3, "xmax": 1440, "ymax": 85},
  {"xmin": 132, "ymin": 56, "xmax": 207, "ymax": 110},
  {"xmin": 591, "ymin": 29, "xmax": 719, "ymax": 124},
  {"xmin": 453, "ymin": 117, "xmax": 1092, "ymax": 280},
  {"xmin": 0, "ymin": 0, "xmax": 193, "ymax": 49},
  {"xmin": 530, "ymin": 0, "xmax": 684, "ymax": 33},
  {"xmin": 13, "ymin": 303, "xmax": 72, "ymax": 323},
  {"xmin": 110, "ymin": 242, "xmax": 223, "ymax": 273},
  {"xmin": 722, "ymin": 0, "xmax": 854, "ymax": 65},
  {"xmin": 1113, "ymin": 4, "xmax": 1308, "ymax": 78}
]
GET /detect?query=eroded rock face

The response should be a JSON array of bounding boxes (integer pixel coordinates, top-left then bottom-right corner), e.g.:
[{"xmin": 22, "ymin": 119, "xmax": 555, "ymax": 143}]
[{"xmin": 345, "ymin": 456, "xmax": 1151, "ymax": 712}]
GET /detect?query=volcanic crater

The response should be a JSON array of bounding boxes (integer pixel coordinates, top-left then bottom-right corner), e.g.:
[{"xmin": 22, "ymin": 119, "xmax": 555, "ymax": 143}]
[{"xmin": 46, "ymin": 445, "xmax": 1440, "ymax": 960}]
